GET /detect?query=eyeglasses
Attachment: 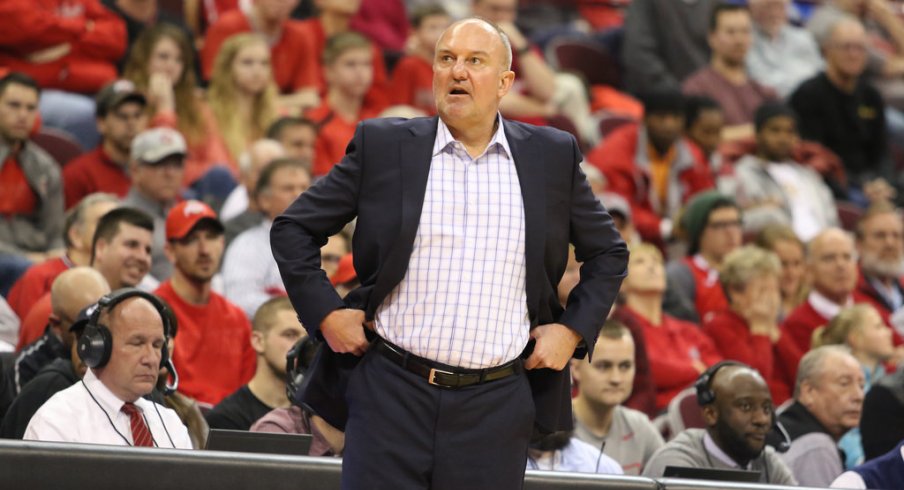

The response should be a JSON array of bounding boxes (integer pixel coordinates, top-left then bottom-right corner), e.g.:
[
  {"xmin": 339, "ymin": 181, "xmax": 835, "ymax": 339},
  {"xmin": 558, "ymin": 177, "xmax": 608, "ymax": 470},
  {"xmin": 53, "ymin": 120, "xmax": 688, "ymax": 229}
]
[{"xmin": 706, "ymin": 219, "xmax": 742, "ymax": 231}]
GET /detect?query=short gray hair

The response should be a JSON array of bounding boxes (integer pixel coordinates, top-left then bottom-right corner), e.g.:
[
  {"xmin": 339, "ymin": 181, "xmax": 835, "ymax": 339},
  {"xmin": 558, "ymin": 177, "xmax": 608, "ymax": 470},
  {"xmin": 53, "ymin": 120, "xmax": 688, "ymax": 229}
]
[{"xmin": 793, "ymin": 345, "xmax": 852, "ymax": 399}]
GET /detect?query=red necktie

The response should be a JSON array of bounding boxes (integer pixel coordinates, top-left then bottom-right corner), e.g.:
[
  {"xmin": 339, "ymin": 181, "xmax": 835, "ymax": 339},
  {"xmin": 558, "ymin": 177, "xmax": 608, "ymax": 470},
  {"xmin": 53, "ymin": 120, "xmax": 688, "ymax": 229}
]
[{"xmin": 121, "ymin": 402, "xmax": 154, "ymax": 447}]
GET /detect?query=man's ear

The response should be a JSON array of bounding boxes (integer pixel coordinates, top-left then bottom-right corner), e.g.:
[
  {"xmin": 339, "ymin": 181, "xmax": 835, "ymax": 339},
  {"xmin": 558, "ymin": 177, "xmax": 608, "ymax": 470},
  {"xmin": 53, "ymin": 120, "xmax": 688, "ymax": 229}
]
[
  {"xmin": 250, "ymin": 330, "xmax": 265, "ymax": 354},
  {"xmin": 498, "ymin": 70, "xmax": 515, "ymax": 97},
  {"xmin": 702, "ymin": 404, "xmax": 718, "ymax": 426}
]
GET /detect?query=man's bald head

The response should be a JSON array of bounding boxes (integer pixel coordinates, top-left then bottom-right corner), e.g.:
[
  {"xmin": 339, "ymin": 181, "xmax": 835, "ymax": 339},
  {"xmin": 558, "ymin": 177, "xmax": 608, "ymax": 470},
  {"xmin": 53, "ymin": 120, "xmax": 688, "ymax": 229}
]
[
  {"xmin": 439, "ymin": 18, "xmax": 512, "ymax": 70},
  {"xmin": 50, "ymin": 267, "xmax": 111, "ymax": 320},
  {"xmin": 710, "ymin": 365, "xmax": 768, "ymax": 401}
]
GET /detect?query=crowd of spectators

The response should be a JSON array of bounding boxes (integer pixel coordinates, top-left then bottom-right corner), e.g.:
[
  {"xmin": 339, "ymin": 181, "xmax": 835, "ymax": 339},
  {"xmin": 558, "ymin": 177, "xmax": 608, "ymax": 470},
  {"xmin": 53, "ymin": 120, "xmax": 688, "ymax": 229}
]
[{"xmin": 2, "ymin": 0, "xmax": 904, "ymax": 487}]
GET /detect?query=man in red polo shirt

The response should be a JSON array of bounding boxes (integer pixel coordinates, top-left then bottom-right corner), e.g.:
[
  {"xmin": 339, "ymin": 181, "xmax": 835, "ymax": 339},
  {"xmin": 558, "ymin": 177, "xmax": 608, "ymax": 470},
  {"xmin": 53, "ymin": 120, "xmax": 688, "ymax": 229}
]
[
  {"xmin": 155, "ymin": 200, "xmax": 256, "ymax": 407},
  {"xmin": 63, "ymin": 80, "xmax": 148, "ymax": 210},
  {"xmin": 0, "ymin": 73, "xmax": 65, "ymax": 296}
]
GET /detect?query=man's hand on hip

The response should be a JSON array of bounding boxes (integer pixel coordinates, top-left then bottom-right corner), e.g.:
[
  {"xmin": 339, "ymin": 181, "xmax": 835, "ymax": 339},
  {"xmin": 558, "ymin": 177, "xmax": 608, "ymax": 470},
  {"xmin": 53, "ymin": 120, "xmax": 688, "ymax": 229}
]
[
  {"xmin": 524, "ymin": 323, "xmax": 582, "ymax": 371},
  {"xmin": 320, "ymin": 309, "xmax": 370, "ymax": 356}
]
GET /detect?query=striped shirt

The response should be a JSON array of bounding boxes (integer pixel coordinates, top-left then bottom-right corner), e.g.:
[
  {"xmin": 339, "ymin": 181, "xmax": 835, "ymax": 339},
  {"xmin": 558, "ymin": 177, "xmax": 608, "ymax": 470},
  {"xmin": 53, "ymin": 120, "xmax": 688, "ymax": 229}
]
[{"xmin": 374, "ymin": 115, "xmax": 529, "ymax": 369}]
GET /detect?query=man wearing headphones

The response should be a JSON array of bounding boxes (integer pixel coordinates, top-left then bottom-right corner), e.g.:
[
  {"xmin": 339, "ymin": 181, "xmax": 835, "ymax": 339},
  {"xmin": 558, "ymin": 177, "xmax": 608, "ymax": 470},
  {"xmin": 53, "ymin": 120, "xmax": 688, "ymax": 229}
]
[
  {"xmin": 23, "ymin": 289, "xmax": 192, "ymax": 448},
  {"xmin": 642, "ymin": 362, "xmax": 796, "ymax": 484}
]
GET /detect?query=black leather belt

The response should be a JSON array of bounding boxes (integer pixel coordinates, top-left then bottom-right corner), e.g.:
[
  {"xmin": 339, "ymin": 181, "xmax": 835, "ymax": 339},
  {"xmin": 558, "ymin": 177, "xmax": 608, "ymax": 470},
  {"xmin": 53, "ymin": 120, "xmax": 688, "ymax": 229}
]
[{"xmin": 374, "ymin": 338, "xmax": 522, "ymax": 389}]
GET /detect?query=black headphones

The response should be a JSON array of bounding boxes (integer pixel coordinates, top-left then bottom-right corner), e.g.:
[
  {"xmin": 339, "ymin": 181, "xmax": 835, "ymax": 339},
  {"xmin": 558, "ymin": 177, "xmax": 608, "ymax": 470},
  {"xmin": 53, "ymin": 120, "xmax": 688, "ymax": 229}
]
[
  {"xmin": 78, "ymin": 288, "xmax": 174, "ymax": 370},
  {"xmin": 285, "ymin": 336, "xmax": 320, "ymax": 401}
]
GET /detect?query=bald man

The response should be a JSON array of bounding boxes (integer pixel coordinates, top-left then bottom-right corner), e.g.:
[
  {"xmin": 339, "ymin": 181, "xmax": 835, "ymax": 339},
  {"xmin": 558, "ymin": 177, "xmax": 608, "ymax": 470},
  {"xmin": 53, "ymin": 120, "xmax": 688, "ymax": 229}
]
[
  {"xmin": 643, "ymin": 362, "xmax": 796, "ymax": 484},
  {"xmin": 272, "ymin": 17, "xmax": 627, "ymax": 490},
  {"xmin": 783, "ymin": 227, "xmax": 861, "ymax": 351}
]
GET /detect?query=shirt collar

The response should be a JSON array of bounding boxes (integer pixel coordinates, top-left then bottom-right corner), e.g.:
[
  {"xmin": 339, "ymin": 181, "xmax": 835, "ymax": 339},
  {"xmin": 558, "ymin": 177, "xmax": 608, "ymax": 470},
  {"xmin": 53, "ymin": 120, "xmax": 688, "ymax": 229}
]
[
  {"xmin": 84, "ymin": 368, "xmax": 154, "ymax": 417},
  {"xmin": 807, "ymin": 290, "xmax": 852, "ymax": 319},
  {"xmin": 703, "ymin": 431, "xmax": 747, "ymax": 469},
  {"xmin": 432, "ymin": 113, "xmax": 512, "ymax": 160}
]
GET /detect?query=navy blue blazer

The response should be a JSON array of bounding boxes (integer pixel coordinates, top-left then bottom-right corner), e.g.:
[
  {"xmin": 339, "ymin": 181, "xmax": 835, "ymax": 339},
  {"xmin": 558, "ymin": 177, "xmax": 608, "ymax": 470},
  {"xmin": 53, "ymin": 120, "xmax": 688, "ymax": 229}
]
[{"xmin": 271, "ymin": 116, "xmax": 628, "ymax": 434}]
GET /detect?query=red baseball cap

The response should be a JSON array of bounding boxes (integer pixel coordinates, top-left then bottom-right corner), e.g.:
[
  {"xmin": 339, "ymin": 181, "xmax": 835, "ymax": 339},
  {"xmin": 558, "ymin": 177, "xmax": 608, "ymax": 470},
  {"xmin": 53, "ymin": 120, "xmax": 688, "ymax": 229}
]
[
  {"xmin": 330, "ymin": 253, "xmax": 357, "ymax": 286},
  {"xmin": 166, "ymin": 200, "xmax": 224, "ymax": 240}
]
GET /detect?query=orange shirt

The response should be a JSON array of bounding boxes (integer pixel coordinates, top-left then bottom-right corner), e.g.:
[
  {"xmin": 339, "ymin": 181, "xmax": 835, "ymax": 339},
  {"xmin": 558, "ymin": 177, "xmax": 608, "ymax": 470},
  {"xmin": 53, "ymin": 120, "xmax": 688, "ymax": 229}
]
[
  {"xmin": 201, "ymin": 11, "xmax": 319, "ymax": 94},
  {"xmin": 306, "ymin": 101, "xmax": 384, "ymax": 177},
  {"xmin": 647, "ymin": 143, "xmax": 676, "ymax": 210},
  {"xmin": 389, "ymin": 55, "xmax": 436, "ymax": 115},
  {"xmin": 0, "ymin": 156, "xmax": 38, "ymax": 215},
  {"xmin": 155, "ymin": 281, "xmax": 256, "ymax": 406}
]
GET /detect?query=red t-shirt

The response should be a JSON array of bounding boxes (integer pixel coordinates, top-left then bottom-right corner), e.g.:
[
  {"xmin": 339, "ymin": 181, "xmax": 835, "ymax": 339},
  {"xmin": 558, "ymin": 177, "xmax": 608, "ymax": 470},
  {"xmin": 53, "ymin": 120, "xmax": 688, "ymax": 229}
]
[
  {"xmin": 7, "ymin": 256, "xmax": 71, "ymax": 323},
  {"xmin": 62, "ymin": 147, "xmax": 131, "ymax": 209},
  {"xmin": 305, "ymin": 101, "xmax": 384, "ymax": 177},
  {"xmin": 389, "ymin": 55, "xmax": 436, "ymax": 115},
  {"xmin": 201, "ymin": 11, "xmax": 319, "ymax": 94},
  {"xmin": 0, "ymin": 156, "xmax": 38, "ymax": 215},
  {"xmin": 16, "ymin": 292, "xmax": 52, "ymax": 352},
  {"xmin": 621, "ymin": 305, "xmax": 722, "ymax": 411},
  {"xmin": 155, "ymin": 281, "xmax": 257, "ymax": 406},
  {"xmin": 782, "ymin": 299, "xmax": 832, "ymax": 353},
  {"xmin": 703, "ymin": 309, "xmax": 803, "ymax": 405}
]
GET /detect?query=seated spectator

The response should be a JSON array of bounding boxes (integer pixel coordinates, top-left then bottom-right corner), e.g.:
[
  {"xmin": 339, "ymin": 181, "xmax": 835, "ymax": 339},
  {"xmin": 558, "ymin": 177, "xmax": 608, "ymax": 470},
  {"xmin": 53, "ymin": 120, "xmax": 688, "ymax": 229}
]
[
  {"xmin": 125, "ymin": 24, "xmax": 233, "ymax": 186},
  {"xmin": 305, "ymin": 32, "xmax": 388, "ymax": 176},
  {"xmin": 0, "ymin": 0, "xmax": 126, "ymax": 148},
  {"xmin": 683, "ymin": 3, "xmax": 778, "ymax": 135},
  {"xmin": 90, "ymin": 207, "xmax": 155, "ymax": 291},
  {"xmin": 124, "ymin": 127, "xmax": 187, "ymax": 282},
  {"xmin": 63, "ymin": 81, "xmax": 148, "ymax": 209},
  {"xmin": 202, "ymin": 0, "xmax": 319, "ymax": 111},
  {"xmin": 808, "ymin": 0, "xmax": 904, "ymax": 110},
  {"xmin": 265, "ymin": 116, "xmax": 317, "ymax": 164},
  {"xmin": 8, "ymin": 267, "xmax": 109, "ymax": 402},
  {"xmin": 783, "ymin": 228, "xmax": 860, "ymax": 352},
  {"xmin": 207, "ymin": 297, "xmax": 305, "ymax": 430},
  {"xmin": 23, "ymin": 291, "xmax": 192, "ymax": 448},
  {"xmin": 619, "ymin": 243, "xmax": 722, "ymax": 411},
  {"xmin": 0, "ymin": 304, "xmax": 92, "ymax": 439},
  {"xmin": 389, "ymin": 5, "xmax": 451, "ymax": 115},
  {"xmin": 860, "ymin": 367, "xmax": 904, "ymax": 461},
  {"xmin": 704, "ymin": 246, "xmax": 803, "ymax": 405},
  {"xmin": 684, "ymin": 96, "xmax": 725, "ymax": 172},
  {"xmin": 0, "ymin": 73, "xmax": 64, "ymax": 293},
  {"xmin": 223, "ymin": 159, "xmax": 311, "ymax": 317},
  {"xmin": 8, "ymin": 193, "xmax": 118, "ymax": 325},
  {"xmin": 621, "ymin": 0, "xmax": 716, "ymax": 94},
  {"xmin": 774, "ymin": 345, "xmax": 865, "ymax": 487},
  {"xmin": 472, "ymin": 0, "xmax": 599, "ymax": 146},
  {"xmin": 208, "ymin": 34, "xmax": 279, "ymax": 165},
  {"xmin": 717, "ymin": 103, "xmax": 839, "ymax": 241},
  {"xmin": 663, "ymin": 191, "xmax": 741, "ymax": 324},
  {"xmin": 251, "ymin": 336, "xmax": 345, "ymax": 456},
  {"xmin": 331, "ymin": 253, "xmax": 358, "ymax": 299},
  {"xmin": 349, "ymin": 0, "xmax": 409, "ymax": 53},
  {"xmin": 221, "ymin": 138, "xmax": 285, "ymax": 226},
  {"xmin": 853, "ymin": 202, "xmax": 904, "ymax": 347},
  {"xmin": 587, "ymin": 91, "xmax": 714, "ymax": 245},
  {"xmin": 571, "ymin": 320, "xmax": 664, "ymax": 475},
  {"xmin": 790, "ymin": 17, "xmax": 892, "ymax": 205},
  {"xmin": 643, "ymin": 362, "xmax": 796, "ymax": 484},
  {"xmin": 102, "ymin": 0, "xmax": 195, "ymax": 72},
  {"xmin": 814, "ymin": 304, "xmax": 894, "ymax": 468},
  {"xmin": 746, "ymin": 0, "xmax": 823, "ymax": 98},
  {"xmin": 831, "ymin": 440, "xmax": 904, "ymax": 489},
  {"xmin": 320, "ymin": 233, "xmax": 349, "ymax": 280},
  {"xmin": 754, "ymin": 225, "xmax": 808, "ymax": 320},
  {"xmin": 154, "ymin": 200, "xmax": 255, "ymax": 407},
  {"xmin": 526, "ymin": 430, "xmax": 623, "ymax": 474},
  {"xmin": 599, "ymin": 193, "xmax": 641, "ymax": 247},
  {"xmin": 0, "ymin": 297, "xmax": 18, "ymax": 349}
]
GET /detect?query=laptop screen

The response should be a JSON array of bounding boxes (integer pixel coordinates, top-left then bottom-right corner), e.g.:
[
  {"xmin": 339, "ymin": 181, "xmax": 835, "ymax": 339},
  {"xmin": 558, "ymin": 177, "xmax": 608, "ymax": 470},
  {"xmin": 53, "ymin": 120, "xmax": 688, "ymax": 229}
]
[{"xmin": 205, "ymin": 429, "xmax": 314, "ymax": 456}]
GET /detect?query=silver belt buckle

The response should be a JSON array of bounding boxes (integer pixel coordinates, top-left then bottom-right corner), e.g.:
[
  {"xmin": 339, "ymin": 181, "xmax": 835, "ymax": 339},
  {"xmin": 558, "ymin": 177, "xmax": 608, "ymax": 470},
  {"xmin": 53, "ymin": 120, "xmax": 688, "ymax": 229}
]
[{"xmin": 428, "ymin": 367, "xmax": 455, "ymax": 386}]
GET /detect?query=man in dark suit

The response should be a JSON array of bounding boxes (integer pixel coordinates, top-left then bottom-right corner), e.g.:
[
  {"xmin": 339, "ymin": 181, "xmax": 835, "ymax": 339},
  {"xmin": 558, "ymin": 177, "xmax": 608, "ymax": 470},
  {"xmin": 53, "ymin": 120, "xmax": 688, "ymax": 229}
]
[{"xmin": 271, "ymin": 17, "xmax": 628, "ymax": 490}]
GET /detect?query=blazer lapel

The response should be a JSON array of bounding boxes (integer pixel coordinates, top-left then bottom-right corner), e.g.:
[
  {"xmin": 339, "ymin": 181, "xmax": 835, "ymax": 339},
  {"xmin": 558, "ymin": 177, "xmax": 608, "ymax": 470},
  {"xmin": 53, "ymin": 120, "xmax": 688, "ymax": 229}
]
[
  {"xmin": 367, "ymin": 117, "xmax": 438, "ymax": 315},
  {"xmin": 504, "ymin": 119, "xmax": 545, "ymax": 325}
]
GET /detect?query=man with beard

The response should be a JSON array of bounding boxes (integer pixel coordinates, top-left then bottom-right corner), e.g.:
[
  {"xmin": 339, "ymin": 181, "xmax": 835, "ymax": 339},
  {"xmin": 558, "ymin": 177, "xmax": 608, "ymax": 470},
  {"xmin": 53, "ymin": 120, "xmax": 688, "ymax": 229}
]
[
  {"xmin": 774, "ymin": 345, "xmax": 865, "ymax": 487},
  {"xmin": 854, "ymin": 202, "xmax": 904, "ymax": 350},
  {"xmin": 206, "ymin": 297, "xmax": 305, "ymax": 430},
  {"xmin": 642, "ymin": 362, "xmax": 796, "ymax": 484},
  {"xmin": 154, "ymin": 200, "xmax": 255, "ymax": 408}
]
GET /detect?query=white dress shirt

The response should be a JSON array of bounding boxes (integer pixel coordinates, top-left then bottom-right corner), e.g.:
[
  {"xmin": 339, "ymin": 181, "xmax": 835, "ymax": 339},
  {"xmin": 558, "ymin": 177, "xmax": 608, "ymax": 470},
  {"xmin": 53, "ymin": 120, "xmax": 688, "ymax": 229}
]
[
  {"xmin": 23, "ymin": 369, "xmax": 192, "ymax": 449},
  {"xmin": 222, "ymin": 219, "xmax": 286, "ymax": 318},
  {"xmin": 375, "ymin": 115, "xmax": 529, "ymax": 369},
  {"xmin": 220, "ymin": 185, "xmax": 249, "ymax": 222}
]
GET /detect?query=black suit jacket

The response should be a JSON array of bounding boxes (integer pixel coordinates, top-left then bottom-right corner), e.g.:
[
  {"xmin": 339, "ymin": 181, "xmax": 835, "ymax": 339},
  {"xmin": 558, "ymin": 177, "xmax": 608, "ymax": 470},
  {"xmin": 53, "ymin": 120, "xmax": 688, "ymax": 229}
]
[{"xmin": 271, "ymin": 116, "xmax": 628, "ymax": 433}]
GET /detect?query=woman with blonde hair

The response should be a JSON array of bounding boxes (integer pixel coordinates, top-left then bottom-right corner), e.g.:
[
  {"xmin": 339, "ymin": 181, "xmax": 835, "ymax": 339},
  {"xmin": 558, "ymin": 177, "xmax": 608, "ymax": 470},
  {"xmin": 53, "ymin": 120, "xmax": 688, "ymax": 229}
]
[
  {"xmin": 208, "ymin": 33, "xmax": 279, "ymax": 164},
  {"xmin": 124, "ymin": 24, "xmax": 232, "ymax": 187},
  {"xmin": 754, "ymin": 224, "xmax": 808, "ymax": 320}
]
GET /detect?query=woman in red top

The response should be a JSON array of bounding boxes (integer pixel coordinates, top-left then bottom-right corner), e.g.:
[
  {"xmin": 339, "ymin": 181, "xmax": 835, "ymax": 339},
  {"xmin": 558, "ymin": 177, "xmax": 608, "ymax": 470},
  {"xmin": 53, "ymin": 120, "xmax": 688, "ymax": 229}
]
[
  {"xmin": 620, "ymin": 243, "xmax": 722, "ymax": 411},
  {"xmin": 703, "ymin": 245, "xmax": 803, "ymax": 405},
  {"xmin": 125, "ymin": 24, "xmax": 232, "ymax": 186}
]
